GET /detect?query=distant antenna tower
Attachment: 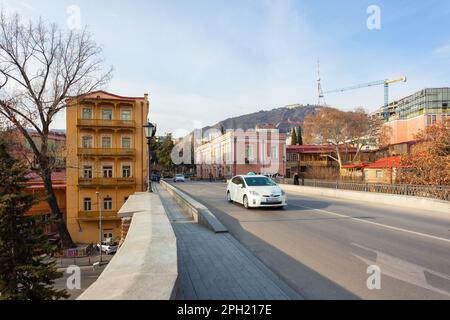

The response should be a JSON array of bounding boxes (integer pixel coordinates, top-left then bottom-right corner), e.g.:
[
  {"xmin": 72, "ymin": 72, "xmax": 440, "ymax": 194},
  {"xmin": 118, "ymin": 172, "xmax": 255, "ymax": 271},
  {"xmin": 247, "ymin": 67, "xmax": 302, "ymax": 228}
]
[{"xmin": 317, "ymin": 60, "xmax": 326, "ymax": 106}]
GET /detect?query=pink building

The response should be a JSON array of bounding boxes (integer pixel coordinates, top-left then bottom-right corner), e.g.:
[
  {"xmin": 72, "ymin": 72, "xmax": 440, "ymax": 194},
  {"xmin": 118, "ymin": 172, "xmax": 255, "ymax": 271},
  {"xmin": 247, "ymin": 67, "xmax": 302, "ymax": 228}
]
[{"xmin": 195, "ymin": 125, "xmax": 286, "ymax": 180}]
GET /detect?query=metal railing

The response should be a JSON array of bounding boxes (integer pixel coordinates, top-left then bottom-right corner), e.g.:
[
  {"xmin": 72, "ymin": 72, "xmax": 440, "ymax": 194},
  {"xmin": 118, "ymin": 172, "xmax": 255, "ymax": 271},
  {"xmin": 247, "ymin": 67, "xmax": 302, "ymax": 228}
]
[
  {"xmin": 77, "ymin": 148, "xmax": 136, "ymax": 156},
  {"xmin": 77, "ymin": 119, "xmax": 135, "ymax": 128},
  {"xmin": 275, "ymin": 178, "xmax": 450, "ymax": 202},
  {"xmin": 78, "ymin": 177, "xmax": 136, "ymax": 187},
  {"xmin": 78, "ymin": 210, "xmax": 120, "ymax": 221}
]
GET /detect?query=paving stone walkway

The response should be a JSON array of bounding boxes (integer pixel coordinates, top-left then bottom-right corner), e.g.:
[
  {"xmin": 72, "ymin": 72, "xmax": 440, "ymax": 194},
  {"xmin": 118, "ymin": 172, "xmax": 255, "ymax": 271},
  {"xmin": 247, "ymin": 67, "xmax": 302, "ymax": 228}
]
[{"xmin": 155, "ymin": 184, "xmax": 302, "ymax": 300}]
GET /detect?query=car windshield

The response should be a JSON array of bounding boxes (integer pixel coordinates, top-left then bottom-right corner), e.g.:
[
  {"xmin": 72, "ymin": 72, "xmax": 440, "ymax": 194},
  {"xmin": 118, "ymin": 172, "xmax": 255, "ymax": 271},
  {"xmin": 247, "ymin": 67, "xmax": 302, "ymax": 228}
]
[
  {"xmin": 244, "ymin": 177, "xmax": 277, "ymax": 187},
  {"xmin": 176, "ymin": 174, "xmax": 184, "ymax": 177}
]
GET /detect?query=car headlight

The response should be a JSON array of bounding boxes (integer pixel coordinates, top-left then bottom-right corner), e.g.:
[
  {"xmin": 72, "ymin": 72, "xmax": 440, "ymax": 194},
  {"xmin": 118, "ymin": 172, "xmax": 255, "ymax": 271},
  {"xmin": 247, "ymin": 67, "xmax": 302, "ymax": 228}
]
[
  {"xmin": 249, "ymin": 190, "xmax": 260, "ymax": 196},
  {"xmin": 281, "ymin": 190, "xmax": 286, "ymax": 196}
]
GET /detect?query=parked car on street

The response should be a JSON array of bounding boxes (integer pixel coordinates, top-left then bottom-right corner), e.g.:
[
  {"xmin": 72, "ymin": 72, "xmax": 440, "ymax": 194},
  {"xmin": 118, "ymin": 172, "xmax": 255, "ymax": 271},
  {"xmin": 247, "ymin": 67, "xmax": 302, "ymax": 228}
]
[
  {"xmin": 97, "ymin": 239, "xmax": 118, "ymax": 255},
  {"xmin": 173, "ymin": 173, "xmax": 186, "ymax": 182},
  {"xmin": 226, "ymin": 174, "xmax": 287, "ymax": 209}
]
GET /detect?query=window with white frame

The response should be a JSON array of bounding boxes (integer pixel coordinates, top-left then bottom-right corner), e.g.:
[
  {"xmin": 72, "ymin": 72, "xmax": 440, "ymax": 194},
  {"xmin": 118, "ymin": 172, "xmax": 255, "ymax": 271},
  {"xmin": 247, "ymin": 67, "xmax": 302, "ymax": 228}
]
[
  {"xmin": 83, "ymin": 165, "xmax": 92, "ymax": 179},
  {"xmin": 82, "ymin": 136, "xmax": 93, "ymax": 148},
  {"xmin": 82, "ymin": 107, "xmax": 92, "ymax": 119},
  {"xmin": 102, "ymin": 109, "xmax": 113, "ymax": 120},
  {"xmin": 122, "ymin": 165, "xmax": 131, "ymax": 178},
  {"xmin": 376, "ymin": 170, "xmax": 383, "ymax": 178},
  {"xmin": 102, "ymin": 136, "xmax": 112, "ymax": 148},
  {"xmin": 83, "ymin": 198, "xmax": 92, "ymax": 211},
  {"xmin": 121, "ymin": 109, "xmax": 132, "ymax": 120},
  {"xmin": 103, "ymin": 197, "xmax": 113, "ymax": 211},
  {"xmin": 102, "ymin": 165, "xmax": 113, "ymax": 178},
  {"xmin": 121, "ymin": 136, "xmax": 131, "ymax": 149},
  {"xmin": 270, "ymin": 145, "xmax": 279, "ymax": 159}
]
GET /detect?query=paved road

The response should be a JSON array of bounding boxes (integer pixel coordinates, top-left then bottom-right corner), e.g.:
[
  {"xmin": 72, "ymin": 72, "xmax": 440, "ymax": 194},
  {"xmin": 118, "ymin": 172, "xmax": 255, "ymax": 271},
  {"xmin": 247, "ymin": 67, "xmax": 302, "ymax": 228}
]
[
  {"xmin": 54, "ymin": 263, "xmax": 108, "ymax": 300},
  {"xmin": 171, "ymin": 181, "xmax": 450, "ymax": 300}
]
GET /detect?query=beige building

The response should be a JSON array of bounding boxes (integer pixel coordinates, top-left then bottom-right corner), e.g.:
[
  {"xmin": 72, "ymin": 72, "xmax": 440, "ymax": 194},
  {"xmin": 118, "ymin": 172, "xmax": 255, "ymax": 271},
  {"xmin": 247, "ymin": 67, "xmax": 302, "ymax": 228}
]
[{"xmin": 66, "ymin": 91, "xmax": 149, "ymax": 244}]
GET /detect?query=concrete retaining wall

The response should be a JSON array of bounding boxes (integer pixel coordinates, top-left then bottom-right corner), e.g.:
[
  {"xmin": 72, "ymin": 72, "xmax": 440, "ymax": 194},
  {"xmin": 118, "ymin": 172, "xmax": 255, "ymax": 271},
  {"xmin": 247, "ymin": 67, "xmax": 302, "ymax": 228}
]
[
  {"xmin": 160, "ymin": 180, "xmax": 228, "ymax": 233},
  {"xmin": 281, "ymin": 184, "xmax": 450, "ymax": 214},
  {"xmin": 77, "ymin": 192, "xmax": 178, "ymax": 300}
]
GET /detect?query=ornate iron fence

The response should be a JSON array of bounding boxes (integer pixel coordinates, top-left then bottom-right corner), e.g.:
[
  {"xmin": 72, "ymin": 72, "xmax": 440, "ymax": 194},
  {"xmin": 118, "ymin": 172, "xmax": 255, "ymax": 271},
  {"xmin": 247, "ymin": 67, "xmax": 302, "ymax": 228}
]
[{"xmin": 275, "ymin": 178, "xmax": 450, "ymax": 202}]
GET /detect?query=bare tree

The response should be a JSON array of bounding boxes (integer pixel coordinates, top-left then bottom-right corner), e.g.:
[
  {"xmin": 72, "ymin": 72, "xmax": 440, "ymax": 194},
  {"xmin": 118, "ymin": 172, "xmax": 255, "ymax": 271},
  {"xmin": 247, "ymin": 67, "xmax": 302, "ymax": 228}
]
[
  {"xmin": 0, "ymin": 11, "xmax": 112, "ymax": 248},
  {"xmin": 303, "ymin": 107, "xmax": 383, "ymax": 169}
]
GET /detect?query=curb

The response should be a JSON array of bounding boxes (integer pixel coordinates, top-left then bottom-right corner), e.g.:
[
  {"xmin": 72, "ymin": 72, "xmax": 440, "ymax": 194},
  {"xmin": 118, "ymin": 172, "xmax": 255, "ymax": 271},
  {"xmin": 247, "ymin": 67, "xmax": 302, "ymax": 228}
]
[{"xmin": 160, "ymin": 180, "xmax": 228, "ymax": 233}]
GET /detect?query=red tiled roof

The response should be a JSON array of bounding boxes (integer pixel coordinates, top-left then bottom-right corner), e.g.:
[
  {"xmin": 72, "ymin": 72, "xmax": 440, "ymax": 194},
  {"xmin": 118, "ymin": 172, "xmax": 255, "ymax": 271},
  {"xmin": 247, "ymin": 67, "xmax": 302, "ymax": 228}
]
[
  {"xmin": 67, "ymin": 90, "xmax": 147, "ymax": 101},
  {"xmin": 365, "ymin": 156, "xmax": 402, "ymax": 169},
  {"xmin": 26, "ymin": 170, "xmax": 66, "ymax": 182}
]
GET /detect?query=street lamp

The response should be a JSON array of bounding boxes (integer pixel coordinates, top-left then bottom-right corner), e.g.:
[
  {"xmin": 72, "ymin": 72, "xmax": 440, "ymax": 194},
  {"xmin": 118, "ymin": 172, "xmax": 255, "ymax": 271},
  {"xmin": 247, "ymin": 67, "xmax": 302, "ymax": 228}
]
[
  {"xmin": 143, "ymin": 121, "xmax": 157, "ymax": 192},
  {"xmin": 95, "ymin": 191, "xmax": 103, "ymax": 265}
]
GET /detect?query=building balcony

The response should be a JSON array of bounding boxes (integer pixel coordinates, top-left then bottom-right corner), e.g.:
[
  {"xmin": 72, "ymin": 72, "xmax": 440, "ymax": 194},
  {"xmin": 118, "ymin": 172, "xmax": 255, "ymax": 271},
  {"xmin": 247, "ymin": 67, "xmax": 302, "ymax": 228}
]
[
  {"xmin": 77, "ymin": 119, "xmax": 135, "ymax": 129},
  {"xmin": 78, "ymin": 177, "xmax": 136, "ymax": 188},
  {"xmin": 287, "ymin": 160, "xmax": 329, "ymax": 167},
  {"xmin": 78, "ymin": 210, "xmax": 121, "ymax": 221},
  {"xmin": 77, "ymin": 148, "xmax": 136, "ymax": 157}
]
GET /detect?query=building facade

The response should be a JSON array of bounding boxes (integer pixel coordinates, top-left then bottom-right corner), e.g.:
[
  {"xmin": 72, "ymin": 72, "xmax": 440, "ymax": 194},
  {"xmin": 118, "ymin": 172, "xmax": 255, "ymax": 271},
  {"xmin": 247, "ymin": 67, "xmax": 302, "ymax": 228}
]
[
  {"xmin": 25, "ymin": 171, "xmax": 66, "ymax": 236},
  {"xmin": 195, "ymin": 126, "xmax": 286, "ymax": 179},
  {"xmin": 382, "ymin": 88, "xmax": 450, "ymax": 144},
  {"xmin": 65, "ymin": 91, "xmax": 149, "ymax": 244}
]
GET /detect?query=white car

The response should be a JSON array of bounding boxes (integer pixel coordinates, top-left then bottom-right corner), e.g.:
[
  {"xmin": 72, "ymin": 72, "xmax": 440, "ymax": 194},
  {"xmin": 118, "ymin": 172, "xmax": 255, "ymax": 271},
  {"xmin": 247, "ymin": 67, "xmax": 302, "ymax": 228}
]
[
  {"xmin": 97, "ymin": 240, "xmax": 118, "ymax": 255},
  {"xmin": 173, "ymin": 174, "xmax": 185, "ymax": 182},
  {"xmin": 226, "ymin": 175, "xmax": 287, "ymax": 209}
]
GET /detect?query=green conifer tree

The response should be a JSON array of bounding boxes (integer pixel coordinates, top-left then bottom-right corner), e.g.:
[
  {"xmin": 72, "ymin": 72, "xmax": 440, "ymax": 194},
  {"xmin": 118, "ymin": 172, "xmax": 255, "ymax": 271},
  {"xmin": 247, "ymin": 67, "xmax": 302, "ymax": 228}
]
[
  {"xmin": 291, "ymin": 127, "xmax": 298, "ymax": 145},
  {"xmin": 0, "ymin": 144, "xmax": 68, "ymax": 300},
  {"xmin": 297, "ymin": 126, "xmax": 303, "ymax": 146}
]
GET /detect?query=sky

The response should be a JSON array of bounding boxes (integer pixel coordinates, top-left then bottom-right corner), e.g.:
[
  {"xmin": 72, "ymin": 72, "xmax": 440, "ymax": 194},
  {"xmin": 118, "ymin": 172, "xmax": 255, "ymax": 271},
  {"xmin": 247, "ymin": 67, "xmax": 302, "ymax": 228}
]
[{"xmin": 1, "ymin": 0, "xmax": 450, "ymax": 137}]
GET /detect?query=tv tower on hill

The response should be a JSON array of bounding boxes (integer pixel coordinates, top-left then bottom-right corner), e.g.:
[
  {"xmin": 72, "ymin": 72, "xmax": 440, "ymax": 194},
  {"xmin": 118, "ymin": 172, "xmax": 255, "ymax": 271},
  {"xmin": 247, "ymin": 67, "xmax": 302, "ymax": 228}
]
[{"xmin": 317, "ymin": 60, "xmax": 326, "ymax": 106}]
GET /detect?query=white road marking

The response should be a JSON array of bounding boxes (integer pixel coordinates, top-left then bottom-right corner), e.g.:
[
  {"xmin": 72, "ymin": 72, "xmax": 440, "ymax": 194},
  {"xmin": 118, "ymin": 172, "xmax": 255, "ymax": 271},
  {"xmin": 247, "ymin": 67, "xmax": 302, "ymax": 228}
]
[
  {"xmin": 352, "ymin": 243, "xmax": 450, "ymax": 297},
  {"xmin": 293, "ymin": 204, "xmax": 450, "ymax": 244}
]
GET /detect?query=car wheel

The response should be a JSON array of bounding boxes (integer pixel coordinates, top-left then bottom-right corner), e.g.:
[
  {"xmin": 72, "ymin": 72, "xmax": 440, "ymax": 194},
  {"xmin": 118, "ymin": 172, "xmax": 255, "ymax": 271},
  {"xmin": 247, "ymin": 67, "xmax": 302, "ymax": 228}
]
[
  {"xmin": 227, "ymin": 191, "xmax": 233, "ymax": 203},
  {"xmin": 243, "ymin": 195, "xmax": 250, "ymax": 209}
]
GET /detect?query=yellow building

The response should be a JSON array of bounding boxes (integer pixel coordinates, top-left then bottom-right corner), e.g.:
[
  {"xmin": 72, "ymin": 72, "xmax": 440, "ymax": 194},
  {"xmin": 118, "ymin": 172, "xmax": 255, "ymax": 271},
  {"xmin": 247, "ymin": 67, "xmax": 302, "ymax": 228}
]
[{"xmin": 66, "ymin": 91, "xmax": 149, "ymax": 244}]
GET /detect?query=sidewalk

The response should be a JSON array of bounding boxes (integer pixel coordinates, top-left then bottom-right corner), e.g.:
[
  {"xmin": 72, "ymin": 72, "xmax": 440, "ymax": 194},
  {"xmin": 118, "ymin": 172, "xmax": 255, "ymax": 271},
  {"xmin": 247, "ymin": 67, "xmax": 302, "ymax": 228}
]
[{"xmin": 155, "ymin": 184, "xmax": 302, "ymax": 300}]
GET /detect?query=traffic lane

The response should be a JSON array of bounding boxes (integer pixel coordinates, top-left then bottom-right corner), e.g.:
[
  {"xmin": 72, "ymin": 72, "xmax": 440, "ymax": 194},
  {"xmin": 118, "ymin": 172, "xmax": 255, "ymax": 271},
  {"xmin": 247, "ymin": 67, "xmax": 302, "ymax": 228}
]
[
  {"xmin": 172, "ymin": 181, "xmax": 450, "ymax": 299},
  {"xmin": 285, "ymin": 189, "xmax": 450, "ymax": 241},
  {"xmin": 177, "ymin": 181, "xmax": 450, "ymax": 242}
]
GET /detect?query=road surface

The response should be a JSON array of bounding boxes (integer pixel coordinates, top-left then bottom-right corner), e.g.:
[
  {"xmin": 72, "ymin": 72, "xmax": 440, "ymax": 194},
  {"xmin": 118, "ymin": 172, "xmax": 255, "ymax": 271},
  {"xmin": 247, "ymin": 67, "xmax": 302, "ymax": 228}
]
[{"xmin": 171, "ymin": 181, "xmax": 450, "ymax": 300}]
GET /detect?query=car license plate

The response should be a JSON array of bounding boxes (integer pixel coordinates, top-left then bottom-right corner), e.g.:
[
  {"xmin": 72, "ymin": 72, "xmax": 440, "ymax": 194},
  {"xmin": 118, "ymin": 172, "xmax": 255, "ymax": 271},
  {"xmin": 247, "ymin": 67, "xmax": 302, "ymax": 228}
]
[{"xmin": 266, "ymin": 198, "xmax": 278, "ymax": 203}]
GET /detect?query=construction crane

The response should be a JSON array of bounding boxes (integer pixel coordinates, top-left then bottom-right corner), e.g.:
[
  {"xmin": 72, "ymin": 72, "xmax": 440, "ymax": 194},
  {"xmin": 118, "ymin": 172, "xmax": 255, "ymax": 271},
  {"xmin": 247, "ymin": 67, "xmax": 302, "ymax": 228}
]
[{"xmin": 324, "ymin": 76, "xmax": 407, "ymax": 120}]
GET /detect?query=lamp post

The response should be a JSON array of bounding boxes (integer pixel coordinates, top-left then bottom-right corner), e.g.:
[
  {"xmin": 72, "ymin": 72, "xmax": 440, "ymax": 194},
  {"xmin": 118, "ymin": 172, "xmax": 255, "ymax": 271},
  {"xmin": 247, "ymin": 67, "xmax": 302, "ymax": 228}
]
[
  {"xmin": 143, "ymin": 122, "xmax": 157, "ymax": 192},
  {"xmin": 95, "ymin": 191, "xmax": 103, "ymax": 265}
]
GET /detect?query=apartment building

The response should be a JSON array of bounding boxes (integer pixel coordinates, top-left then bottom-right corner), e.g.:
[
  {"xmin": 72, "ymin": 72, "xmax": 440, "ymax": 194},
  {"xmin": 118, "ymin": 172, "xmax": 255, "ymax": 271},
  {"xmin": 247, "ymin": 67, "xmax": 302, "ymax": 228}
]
[
  {"xmin": 195, "ymin": 125, "xmax": 286, "ymax": 179},
  {"xmin": 65, "ymin": 91, "xmax": 149, "ymax": 244},
  {"xmin": 382, "ymin": 88, "xmax": 450, "ymax": 144}
]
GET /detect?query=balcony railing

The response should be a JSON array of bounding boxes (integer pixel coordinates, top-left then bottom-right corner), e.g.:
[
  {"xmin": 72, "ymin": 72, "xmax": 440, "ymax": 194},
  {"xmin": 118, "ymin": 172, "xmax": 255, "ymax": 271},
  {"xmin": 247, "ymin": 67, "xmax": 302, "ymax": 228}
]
[
  {"xmin": 78, "ymin": 177, "xmax": 136, "ymax": 187},
  {"xmin": 77, "ymin": 119, "xmax": 135, "ymax": 128},
  {"xmin": 78, "ymin": 210, "xmax": 120, "ymax": 221},
  {"xmin": 287, "ymin": 160, "xmax": 329, "ymax": 167},
  {"xmin": 77, "ymin": 148, "xmax": 136, "ymax": 157}
]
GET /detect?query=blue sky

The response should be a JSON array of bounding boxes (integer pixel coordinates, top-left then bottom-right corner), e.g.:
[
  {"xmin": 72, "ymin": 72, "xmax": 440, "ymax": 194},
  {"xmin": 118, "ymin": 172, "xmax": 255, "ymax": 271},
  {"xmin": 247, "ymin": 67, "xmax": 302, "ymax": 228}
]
[{"xmin": 1, "ymin": 0, "xmax": 450, "ymax": 136}]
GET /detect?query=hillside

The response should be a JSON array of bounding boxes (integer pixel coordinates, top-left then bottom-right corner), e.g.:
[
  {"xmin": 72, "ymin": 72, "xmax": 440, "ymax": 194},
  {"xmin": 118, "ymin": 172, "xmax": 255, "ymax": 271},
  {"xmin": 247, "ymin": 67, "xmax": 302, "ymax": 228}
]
[{"xmin": 204, "ymin": 104, "xmax": 320, "ymax": 134}]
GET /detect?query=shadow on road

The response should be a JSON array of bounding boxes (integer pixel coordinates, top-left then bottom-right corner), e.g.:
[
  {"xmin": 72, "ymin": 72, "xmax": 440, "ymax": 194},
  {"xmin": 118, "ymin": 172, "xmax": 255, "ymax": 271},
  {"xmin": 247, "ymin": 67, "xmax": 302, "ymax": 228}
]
[{"xmin": 177, "ymin": 185, "xmax": 361, "ymax": 300}]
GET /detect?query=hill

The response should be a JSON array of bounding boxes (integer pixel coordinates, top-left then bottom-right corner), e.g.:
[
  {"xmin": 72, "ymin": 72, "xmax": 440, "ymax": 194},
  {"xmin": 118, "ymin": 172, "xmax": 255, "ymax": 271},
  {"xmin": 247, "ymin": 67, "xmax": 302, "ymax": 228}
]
[{"xmin": 204, "ymin": 104, "xmax": 320, "ymax": 134}]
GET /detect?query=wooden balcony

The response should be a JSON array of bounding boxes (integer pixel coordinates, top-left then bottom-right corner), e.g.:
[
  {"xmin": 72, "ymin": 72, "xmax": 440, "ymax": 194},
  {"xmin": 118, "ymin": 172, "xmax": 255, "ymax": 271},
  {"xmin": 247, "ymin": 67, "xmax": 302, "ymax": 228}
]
[
  {"xmin": 287, "ymin": 160, "xmax": 329, "ymax": 167},
  {"xmin": 77, "ymin": 148, "xmax": 136, "ymax": 157},
  {"xmin": 78, "ymin": 210, "xmax": 120, "ymax": 221},
  {"xmin": 77, "ymin": 119, "xmax": 135, "ymax": 129},
  {"xmin": 78, "ymin": 177, "xmax": 136, "ymax": 188}
]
